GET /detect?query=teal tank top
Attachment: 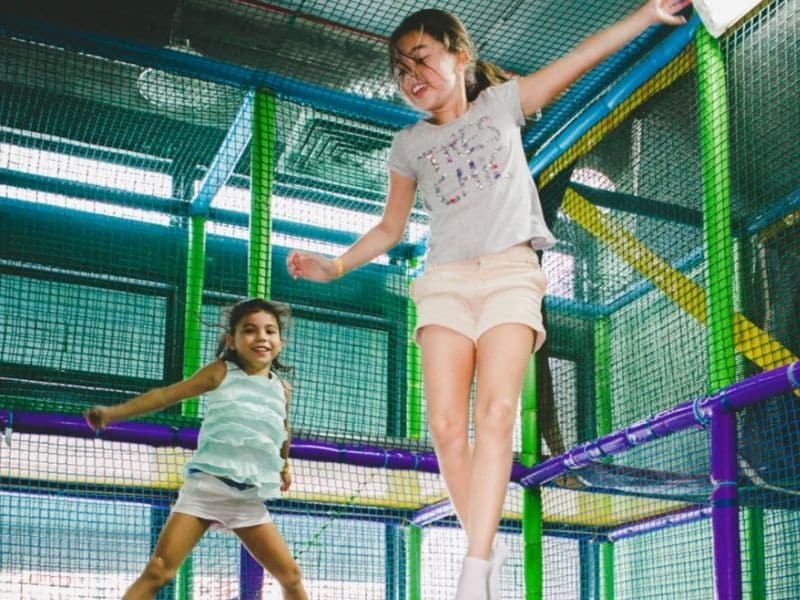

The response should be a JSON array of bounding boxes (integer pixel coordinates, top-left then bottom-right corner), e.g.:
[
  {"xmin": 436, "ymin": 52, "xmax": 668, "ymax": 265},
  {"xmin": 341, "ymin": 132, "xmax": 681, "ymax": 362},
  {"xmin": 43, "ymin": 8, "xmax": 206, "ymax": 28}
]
[{"xmin": 185, "ymin": 361, "xmax": 288, "ymax": 499}]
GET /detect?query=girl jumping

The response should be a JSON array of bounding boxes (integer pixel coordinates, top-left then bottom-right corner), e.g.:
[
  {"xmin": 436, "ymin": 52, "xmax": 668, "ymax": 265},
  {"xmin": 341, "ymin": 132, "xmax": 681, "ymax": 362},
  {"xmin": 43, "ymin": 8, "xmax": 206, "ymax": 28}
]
[
  {"xmin": 85, "ymin": 298, "xmax": 308, "ymax": 600},
  {"xmin": 287, "ymin": 2, "xmax": 691, "ymax": 597}
]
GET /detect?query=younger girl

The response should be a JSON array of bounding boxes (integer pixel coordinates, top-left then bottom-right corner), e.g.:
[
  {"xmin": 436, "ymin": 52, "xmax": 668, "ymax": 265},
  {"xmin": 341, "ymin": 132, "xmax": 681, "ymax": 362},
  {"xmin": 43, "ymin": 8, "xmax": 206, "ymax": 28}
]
[
  {"xmin": 288, "ymin": 2, "xmax": 690, "ymax": 598},
  {"xmin": 85, "ymin": 298, "xmax": 308, "ymax": 600}
]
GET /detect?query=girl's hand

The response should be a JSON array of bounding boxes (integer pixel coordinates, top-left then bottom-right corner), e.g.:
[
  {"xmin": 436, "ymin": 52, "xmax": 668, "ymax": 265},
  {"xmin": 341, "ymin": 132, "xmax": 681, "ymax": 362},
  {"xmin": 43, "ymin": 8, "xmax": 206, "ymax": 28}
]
[
  {"xmin": 286, "ymin": 250, "xmax": 339, "ymax": 282},
  {"xmin": 649, "ymin": 0, "xmax": 692, "ymax": 26},
  {"xmin": 84, "ymin": 405, "xmax": 111, "ymax": 430},
  {"xmin": 280, "ymin": 467, "xmax": 292, "ymax": 491}
]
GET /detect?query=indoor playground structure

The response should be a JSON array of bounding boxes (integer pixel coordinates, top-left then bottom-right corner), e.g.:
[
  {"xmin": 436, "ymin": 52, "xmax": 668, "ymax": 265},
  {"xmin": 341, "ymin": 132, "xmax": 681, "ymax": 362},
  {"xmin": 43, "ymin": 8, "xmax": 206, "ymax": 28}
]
[{"xmin": 1, "ymin": 0, "xmax": 799, "ymax": 598}]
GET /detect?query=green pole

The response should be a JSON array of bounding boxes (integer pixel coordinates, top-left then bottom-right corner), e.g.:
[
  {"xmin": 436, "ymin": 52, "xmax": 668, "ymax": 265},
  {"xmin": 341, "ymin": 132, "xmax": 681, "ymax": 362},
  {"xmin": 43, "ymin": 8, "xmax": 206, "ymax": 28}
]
[
  {"xmin": 249, "ymin": 91, "xmax": 276, "ymax": 299},
  {"xmin": 521, "ymin": 355, "xmax": 542, "ymax": 599},
  {"xmin": 406, "ymin": 259, "xmax": 424, "ymax": 440},
  {"xmin": 230, "ymin": 88, "xmax": 277, "ymax": 599},
  {"xmin": 696, "ymin": 25, "xmax": 746, "ymax": 597},
  {"xmin": 406, "ymin": 523, "xmax": 423, "ymax": 600},
  {"xmin": 406, "ymin": 257, "xmax": 423, "ymax": 600},
  {"xmin": 697, "ymin": 14, "xmax": 736, "ymax": 392},
  {"xmin": 181, "ymin": 215, "xmax": 207, "ymax": 417},
  {"xmin": 175, "ymin": 215, "xmax": 206, "ymax": 597},
  {"xmin": 740, "ymin": 239, "xmax": 766, "ymax": 598},
  {"xmin": 594, "ymin": 317, "xmax": 615, "ymax": 599},
  {"xmin": 746, "ymin": 506, "xmax": 765, "ymax": 597}
]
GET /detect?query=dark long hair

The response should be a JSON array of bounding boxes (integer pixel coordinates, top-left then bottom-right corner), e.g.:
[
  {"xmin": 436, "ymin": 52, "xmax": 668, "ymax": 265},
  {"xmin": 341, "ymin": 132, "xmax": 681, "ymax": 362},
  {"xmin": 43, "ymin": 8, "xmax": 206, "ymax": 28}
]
[
  {"xmin": 389, "ymin": 9, "xmax": 510, "ymax": 102},
  {"xmin": 215, "ymin": 298, "xmax": 293, "ymax": 374}
]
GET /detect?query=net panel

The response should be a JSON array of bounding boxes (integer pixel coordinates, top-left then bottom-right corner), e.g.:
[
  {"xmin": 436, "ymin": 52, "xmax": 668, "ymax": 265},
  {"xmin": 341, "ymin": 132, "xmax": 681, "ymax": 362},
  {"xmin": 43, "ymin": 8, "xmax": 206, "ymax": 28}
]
[{"xmin": 1, "ymin": 0, "xmax": 799, "ymax": 598}]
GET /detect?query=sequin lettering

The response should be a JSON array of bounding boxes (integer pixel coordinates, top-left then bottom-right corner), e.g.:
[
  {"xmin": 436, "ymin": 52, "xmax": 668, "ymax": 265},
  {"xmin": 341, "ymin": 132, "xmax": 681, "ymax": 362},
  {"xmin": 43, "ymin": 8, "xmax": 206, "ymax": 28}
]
[{"xmin": 417, "ymin": 115, "xmax": 511, "ymax": 206}]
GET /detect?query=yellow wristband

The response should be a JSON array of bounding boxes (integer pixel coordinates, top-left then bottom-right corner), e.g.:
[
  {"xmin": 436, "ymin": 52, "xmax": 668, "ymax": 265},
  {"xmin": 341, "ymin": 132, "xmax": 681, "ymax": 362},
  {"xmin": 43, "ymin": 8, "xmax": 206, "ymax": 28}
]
[{"xmin": 333, "ymin": 257, "xmax": 345, "ymax": 278}]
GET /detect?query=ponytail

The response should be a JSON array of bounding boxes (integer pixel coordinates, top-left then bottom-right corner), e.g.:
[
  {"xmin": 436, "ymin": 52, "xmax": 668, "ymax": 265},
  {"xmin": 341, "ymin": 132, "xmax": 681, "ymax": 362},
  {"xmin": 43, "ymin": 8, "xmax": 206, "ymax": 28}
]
[{"xmin": 466, "ymin": 60, "xmax": 511, "ymax": 102}]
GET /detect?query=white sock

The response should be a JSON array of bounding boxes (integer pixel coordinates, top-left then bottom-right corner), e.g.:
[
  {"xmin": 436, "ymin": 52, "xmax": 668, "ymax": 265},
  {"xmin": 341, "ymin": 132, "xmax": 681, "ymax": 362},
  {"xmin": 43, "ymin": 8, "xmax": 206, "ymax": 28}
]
[
  {"xmin": 454, "ymin": 556, "xmax": 492, "ymax": 600},
  {"xmin": 488, "ymin": 538, "xmax": 510, "ymax": 599}
]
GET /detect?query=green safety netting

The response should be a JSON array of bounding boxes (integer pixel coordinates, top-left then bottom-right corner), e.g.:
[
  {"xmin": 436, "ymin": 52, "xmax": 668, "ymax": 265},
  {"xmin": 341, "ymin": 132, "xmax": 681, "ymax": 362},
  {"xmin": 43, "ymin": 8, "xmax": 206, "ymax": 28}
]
[{"xmin": 1, "ymin": 0, "xmax": 798, "ymax": 598}]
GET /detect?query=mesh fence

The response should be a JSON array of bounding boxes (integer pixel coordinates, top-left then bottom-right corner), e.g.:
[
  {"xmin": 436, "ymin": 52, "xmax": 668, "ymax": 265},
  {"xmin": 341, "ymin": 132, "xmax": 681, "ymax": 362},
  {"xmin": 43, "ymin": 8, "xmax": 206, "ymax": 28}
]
[{"xmin": 1, "ymin": 0, "xmax": 799, "ymax": 598}]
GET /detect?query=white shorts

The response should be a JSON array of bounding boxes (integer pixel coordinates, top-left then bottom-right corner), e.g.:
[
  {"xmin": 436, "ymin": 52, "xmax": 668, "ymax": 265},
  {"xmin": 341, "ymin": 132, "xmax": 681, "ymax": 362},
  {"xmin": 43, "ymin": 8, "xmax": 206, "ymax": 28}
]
[
  {"xmin": 411, "ymin": 244, "xmax": 548, "ymax": 352},
  {"xmin": 172, "ymin": 471, "xmax": 273, "ymax": 531}
]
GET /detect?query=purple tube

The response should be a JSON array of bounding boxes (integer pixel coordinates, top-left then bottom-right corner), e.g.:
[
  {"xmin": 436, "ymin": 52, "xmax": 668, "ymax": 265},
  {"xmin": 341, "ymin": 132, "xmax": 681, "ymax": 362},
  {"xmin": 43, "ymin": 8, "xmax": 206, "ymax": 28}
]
[
  {"xmin": 99, "ymin": 421, "xmax": 187, "ymax": 448},
  {"xmin": 173, "ymin": 427, "xmax": 199, "ymax": 450},
  {"xmin": 710, "ymin": 408, "xmax": 741, "ymax": 600},
  {"xmin": 289, "ymin": 439, "xmax": 341, "ymax": 462},
  {"xmin": 0, "ymin": 410, "xmax": 446, "ymax": 473},
  {"xmin": 715, "ymin": 362, "xmax": 800, "ymax": 410},
  {"xmin": 410, "ymin": 498, "xmax": 455, "ymax": 527},
  {"xmin": 289, "ymin": 439, "xmax": 440, "ymax": 473},
  {"xmin": 0, "ymin": 410, "xmax": 199, "ymax": 449},
  {"xmin": 519, "ymin": 361, "xmax": 800, "ymax": 488},
  {"xmin": 2, "ymin": 361, "xmax": 796, "ymax": 487},
  {"xmin": 510, "ymin": 462, "xmax": 531, "ymax": 482},
  {"xmin": 239, "ymin": 547, "xmax": 264, "ymax": 600},
  {"xmin": 607, "ymin": 505, "xmax": 712, "ymax": 542}
]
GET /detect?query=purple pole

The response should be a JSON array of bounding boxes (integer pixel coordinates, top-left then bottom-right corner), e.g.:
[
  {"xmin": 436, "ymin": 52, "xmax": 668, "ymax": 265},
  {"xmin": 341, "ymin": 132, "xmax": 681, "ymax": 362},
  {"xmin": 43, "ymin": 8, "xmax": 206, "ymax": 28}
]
[
  {"xmin": 0, "ymin": 410, "xmax": 442, "ymax": 472},
  {"xmin": 0, "ymin": 410, "xmax": 198, "ymax": 448},
  {"xmin": 607, "ymin": 505, "xmax": 712, "ymax": 542},
  {"xmin": 1, "ymin": 361, "xmax": 797, "ymax": 490},
  {"xmin": 710, "ymin": 407, "xmax": 741, "ymax": 599},
  {"xmin": 239, "ymin": 547, "xmax": 264, "ymax": 600},
  {"xmin": 410, "ymin": 498, "xmax": 455, "ymax": 527},
  {"xmin": 517, "ymin": 361, "xmax": 800, "ymax": 488}
]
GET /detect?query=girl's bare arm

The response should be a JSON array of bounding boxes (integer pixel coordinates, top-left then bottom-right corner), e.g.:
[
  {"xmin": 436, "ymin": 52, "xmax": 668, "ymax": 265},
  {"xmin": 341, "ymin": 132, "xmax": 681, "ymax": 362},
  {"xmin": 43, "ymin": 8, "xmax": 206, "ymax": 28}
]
[
  {"xmin": 286, "ymin": 170, "xmax": 417, "ymax": 281},
  {"xmin": 84, "ymin": 360, "xmax": 226, "ymax": 429},
  {"xmin": 518, "ymin": 0, "xmax": 691, "ymax": 117}
]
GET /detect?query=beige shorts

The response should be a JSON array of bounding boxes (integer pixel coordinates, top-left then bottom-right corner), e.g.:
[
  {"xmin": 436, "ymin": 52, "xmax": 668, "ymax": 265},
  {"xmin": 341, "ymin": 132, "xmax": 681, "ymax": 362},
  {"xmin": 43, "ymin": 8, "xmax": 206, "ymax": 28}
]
[
  {"xmin": 411, "ymin": 244, "xmax": 548, "ymax": 352},
  {"xmin": 172, "ymin": 471, "xmax": 273, "ymax": 531}
]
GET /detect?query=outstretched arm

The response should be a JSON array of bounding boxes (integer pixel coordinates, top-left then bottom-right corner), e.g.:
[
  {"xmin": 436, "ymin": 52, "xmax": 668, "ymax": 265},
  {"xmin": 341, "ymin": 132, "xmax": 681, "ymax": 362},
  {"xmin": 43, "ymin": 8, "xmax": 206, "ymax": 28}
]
[
  {"xmin": 518, "ymin": 0, "xmax": 691, "ymax": 117},
  {"xmin": 286, "ymin": 170, "xmax": 417, "ymax": 282},
  {"xmin": 84, "ymin": 360, "xmax": 225, "ymax": 430}
]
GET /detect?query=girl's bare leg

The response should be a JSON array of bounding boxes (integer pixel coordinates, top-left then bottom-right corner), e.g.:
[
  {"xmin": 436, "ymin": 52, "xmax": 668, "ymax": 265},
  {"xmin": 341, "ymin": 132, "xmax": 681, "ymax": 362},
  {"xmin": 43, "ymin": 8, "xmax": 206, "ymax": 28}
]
[
  {"xmin": 236, "ymin": 523, "xmax": 308, "ymax": 600},
  {"xmin": 468, "ymin": 324, "xmax": 534, "ymax": 559},
  {"xmin": 123, "ymin": 512, "xmax": 210, "ymax": 600},
  {"xmin": 418, "ymin": 326, "xmax": 476, "ymax": 532}
]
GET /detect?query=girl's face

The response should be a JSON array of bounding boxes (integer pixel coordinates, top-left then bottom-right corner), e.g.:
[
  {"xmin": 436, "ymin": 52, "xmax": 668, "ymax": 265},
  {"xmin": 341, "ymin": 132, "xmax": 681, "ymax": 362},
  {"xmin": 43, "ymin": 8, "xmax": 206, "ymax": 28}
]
[
  {"xmin": 393, "ymin": 31, "xmax": 467, "ymax": 114},
  {"xmin": 226, "ymin": 310, "xmax": 283, "ymax": 376}
]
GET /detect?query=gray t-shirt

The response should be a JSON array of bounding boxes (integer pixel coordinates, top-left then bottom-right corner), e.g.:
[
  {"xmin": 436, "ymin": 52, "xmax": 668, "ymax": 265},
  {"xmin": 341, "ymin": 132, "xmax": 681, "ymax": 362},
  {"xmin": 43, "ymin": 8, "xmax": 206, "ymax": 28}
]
[{"xmin": 389, "ymin": 79, "xmax": 556, "ymax": 265}]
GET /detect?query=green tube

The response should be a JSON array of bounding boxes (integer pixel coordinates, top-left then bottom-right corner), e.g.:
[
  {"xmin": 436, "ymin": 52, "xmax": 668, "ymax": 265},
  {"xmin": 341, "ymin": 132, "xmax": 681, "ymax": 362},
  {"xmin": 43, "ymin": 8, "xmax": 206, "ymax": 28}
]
[
  {"xmin": 594, "ymin": 317, "xmax": 615, "ymax": 599},
  {"xmin": 406, "ymin": 524, "xmax": 423, "ymax": 600},
  {"xmin": 175, "ymin": 568, "xmax": 192, "ymax": 600},
  {"xmin": 176, "ymin": 214, "xmax": 206, "ymax": 597},
  {"xmin": 740, "ymin": 241, "xmax": 766, "ymax": 598},
  {"xmin": 746, "ymin": 507, "xmax": 765, "ymax": 597},
  {"xmin": 696, "ymin": 27, "xmax": 736, "ymax": 391},
  {"xmin": 249, "ymin": 91, "xmax": 276, "ymax": 299},
  {"xmin": 594, "ymin": 318, "xmax": 612, "ymax": 437},
  {"xmin": 406, "ymin": 258, "xmax": 423, "ymax": 440},
  {"xmin": 696, "ymin": 25, "xmax": 745, "ymax": 598},
  {"xmin": 406, "ymin": 257, "xmax": 423, "ymax": 600},
  {"xmin": 521, "ymin": 355, "xmax": 542, "ymax": 599},
  {"xmin": 181, "ymin": 215, "xmax": 206, "ymax": 417}
]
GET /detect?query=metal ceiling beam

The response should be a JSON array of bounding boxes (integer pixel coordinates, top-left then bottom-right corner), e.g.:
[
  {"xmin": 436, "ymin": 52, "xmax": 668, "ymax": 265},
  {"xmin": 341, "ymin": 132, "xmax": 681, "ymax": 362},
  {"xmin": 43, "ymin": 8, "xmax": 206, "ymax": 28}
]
[{"xmin": 189, "ymin": 90, "xmax": 254, "ymax": 216}]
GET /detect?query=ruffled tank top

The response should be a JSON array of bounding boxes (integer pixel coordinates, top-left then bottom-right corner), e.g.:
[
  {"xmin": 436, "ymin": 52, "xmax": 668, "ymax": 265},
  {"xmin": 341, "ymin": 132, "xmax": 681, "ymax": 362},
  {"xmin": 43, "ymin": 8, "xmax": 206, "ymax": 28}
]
[{"xmin": 185, "ymin": 361, "xmax": 288, "ymax": 499}]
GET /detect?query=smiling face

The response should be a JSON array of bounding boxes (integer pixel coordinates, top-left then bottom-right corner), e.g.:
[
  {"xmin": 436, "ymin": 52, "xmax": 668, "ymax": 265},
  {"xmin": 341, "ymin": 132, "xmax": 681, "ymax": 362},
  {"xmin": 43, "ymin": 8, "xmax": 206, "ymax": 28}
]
[
  {"xmin": 393, "ymin": 30, "xmax": 467, "ymax": 115},
  {"xmin": 226, "ymin": 309, "xmax": 283, "ymax": 376}
]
